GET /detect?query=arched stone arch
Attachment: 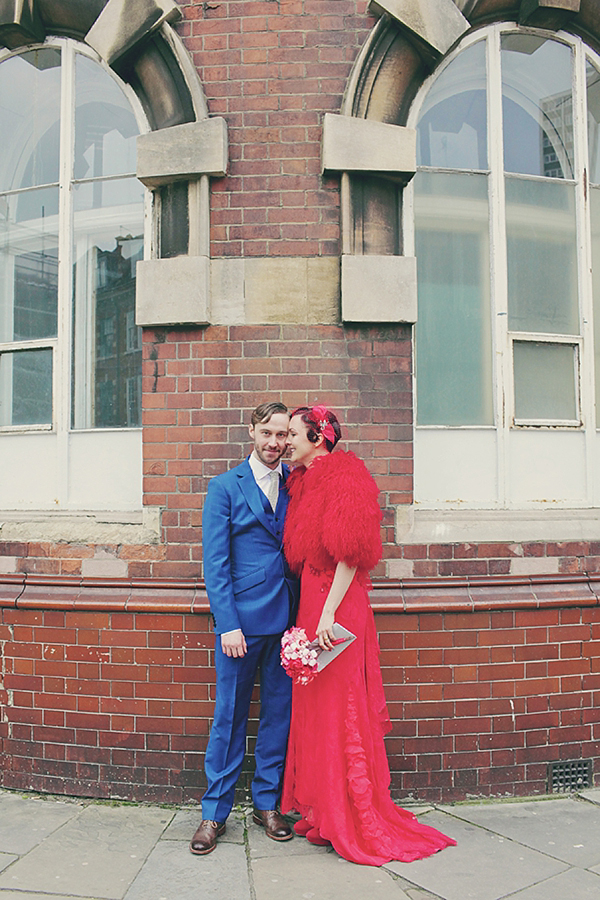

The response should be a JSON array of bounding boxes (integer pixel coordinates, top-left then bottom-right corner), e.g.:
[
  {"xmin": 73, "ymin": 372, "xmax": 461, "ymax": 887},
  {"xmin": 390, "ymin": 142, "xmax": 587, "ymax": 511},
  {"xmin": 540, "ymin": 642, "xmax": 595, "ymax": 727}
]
[
  {"xmin": 325, "ymin": 0, "xmax": 600, "ymax": 323},
  {"xmin": 0, "ymin": 0, "xmax": 227, "ymax": 326}
]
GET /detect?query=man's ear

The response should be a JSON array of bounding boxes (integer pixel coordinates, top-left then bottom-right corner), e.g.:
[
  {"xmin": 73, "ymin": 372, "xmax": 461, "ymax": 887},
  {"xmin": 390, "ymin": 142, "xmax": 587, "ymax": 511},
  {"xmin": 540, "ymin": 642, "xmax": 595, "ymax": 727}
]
[{"xmin": 248, "ymin": 424, "xmax": 255, "ymax": 440}]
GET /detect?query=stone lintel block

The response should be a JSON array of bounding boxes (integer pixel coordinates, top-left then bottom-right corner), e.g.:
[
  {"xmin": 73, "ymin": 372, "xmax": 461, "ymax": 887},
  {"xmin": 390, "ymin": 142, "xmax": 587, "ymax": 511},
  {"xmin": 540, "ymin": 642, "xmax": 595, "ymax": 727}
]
[
  {"xmin": 519, "ymin": 0, "xmax": 580, "ymax": 30},
  {"xmin": 136, "ymin": 256, "xmax": 210, "ymax": 326},
  {"xmin": 85, "ymin": 0, "xmax": 181, "ymax": 66},
  {"xmin": 322, "ymin": 114, "xmax": 416, "ymax": 179},
  {"xmin": 341, "ymin": 255, "xmax": 417, "ymax": 323},
  {"xmin": 137, "ymin": 118, "xmax": 228, "ymax": 187},
  {"xmin": 368, "ymin": 0, "xmax": 469, "ymax": 58},
  {"xmin": 0, "ymin": 0, "xmax": 44, "ymax": 50},
  {"xmin": 209, "ymin": 257, "xmax": 340, "ymax": 325}
]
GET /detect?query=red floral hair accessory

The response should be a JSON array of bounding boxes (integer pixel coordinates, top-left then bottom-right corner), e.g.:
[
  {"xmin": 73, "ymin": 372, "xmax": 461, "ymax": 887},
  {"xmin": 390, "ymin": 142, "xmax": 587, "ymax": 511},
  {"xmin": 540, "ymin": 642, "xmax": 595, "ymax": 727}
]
[{"xmin": 309, "ymin": 405, "xmax": 336, "ymax": 444}]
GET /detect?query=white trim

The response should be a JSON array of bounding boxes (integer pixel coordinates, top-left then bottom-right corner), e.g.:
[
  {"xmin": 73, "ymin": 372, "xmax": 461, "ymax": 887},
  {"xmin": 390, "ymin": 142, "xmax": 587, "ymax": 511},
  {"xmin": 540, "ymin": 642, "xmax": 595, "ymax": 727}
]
[
  {"xmin": 398, "ymin": 505, "xmax": 600, "ymax": 543},
  {"xmin": 409, "ymin": 23, "xmax": 600, "ymax": 511},
  {"xmin": 0, "ymin": 37, "xmax": 149, "ymax": 510}
]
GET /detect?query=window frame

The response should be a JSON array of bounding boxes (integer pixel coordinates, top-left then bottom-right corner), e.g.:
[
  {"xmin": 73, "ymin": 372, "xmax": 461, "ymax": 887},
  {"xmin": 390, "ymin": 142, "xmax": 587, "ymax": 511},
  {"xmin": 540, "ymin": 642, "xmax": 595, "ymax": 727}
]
[
  {"xmin": 406, "ymin": 22, "xmax": 600, "ymax": 510},
  {"xmin": 0, "ymin": 36, "xmax": 151, "ymax": 438}
]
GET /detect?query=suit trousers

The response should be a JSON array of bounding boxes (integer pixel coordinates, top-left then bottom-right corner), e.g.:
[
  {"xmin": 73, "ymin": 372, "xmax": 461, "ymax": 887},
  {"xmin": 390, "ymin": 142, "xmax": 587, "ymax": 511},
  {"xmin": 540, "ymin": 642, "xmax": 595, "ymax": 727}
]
[{"xmin": 202, "ymin": 633, "xmax": 292, "ymax": 822}]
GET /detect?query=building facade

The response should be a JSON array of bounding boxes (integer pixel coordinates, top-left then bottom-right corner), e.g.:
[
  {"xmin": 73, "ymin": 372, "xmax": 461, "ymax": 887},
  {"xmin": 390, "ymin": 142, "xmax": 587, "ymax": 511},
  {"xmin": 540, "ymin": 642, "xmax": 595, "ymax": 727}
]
[{"xmin": 1, "ymin": 0, "xmax": 600, "ymax": 803}]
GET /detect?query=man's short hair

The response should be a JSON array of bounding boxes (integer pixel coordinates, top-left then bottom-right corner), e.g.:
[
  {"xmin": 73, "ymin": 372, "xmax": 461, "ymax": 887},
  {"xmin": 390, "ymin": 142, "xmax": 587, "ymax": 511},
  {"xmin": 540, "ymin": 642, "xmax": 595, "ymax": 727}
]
[{"xmin": 251, "ymin": 401, "xmax": 289, "ymax": 426}]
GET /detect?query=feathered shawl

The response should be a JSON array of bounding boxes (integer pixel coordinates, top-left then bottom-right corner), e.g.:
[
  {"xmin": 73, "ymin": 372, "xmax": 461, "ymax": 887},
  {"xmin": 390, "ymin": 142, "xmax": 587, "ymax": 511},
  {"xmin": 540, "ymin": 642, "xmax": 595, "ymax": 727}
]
[{"xmin": 283, "ymin": 450, "xmax": 382, "ymax": 575}]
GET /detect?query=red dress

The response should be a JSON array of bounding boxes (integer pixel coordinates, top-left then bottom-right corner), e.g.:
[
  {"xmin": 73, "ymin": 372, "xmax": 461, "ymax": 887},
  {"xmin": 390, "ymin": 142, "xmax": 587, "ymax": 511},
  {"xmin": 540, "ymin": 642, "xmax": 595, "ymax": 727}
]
[{"xmin": 281, "ymin": 450, "xmax": 456, "ymax": 866}]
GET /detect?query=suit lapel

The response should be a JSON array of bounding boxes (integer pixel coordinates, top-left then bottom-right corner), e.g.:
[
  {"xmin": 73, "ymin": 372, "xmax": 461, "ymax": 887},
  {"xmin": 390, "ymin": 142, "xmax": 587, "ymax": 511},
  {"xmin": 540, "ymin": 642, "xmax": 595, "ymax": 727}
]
[{"xmin": 237, "ymin": 458, "xmax": 278, "ymax": 536}]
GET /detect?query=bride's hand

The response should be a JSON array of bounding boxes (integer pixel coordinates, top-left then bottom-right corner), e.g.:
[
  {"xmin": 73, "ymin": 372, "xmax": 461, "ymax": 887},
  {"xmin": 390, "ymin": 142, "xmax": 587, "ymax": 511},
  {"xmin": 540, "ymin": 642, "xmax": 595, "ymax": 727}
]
[{"xmin": 316, "ymin": 609, "xmax": 335, "ymax": 650}]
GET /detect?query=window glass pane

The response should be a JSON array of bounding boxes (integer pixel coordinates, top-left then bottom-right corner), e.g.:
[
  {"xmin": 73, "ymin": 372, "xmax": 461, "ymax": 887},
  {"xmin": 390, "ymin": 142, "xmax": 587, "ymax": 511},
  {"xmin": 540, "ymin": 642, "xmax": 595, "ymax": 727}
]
[
  {"xmin": 0, "ymin": 347, "xmax": 52, "ymax": 426},
  {"xmin": 506, "ymin": 176, "xmax": 578, "ymax": 334},
  {"xmin": 415, "ymin": 171, "xmax": 493, "ymax": 425},
  {"xmin": 417, "ymin": 40, "xmax": 487, "ymax": 170},
  {"xmin": 0, "ymin": 49, "xmax": 61, "ymax": 192},
  {"xmin": 587, "ymin": 59, "xmax": 600, "ymax": 185},
  {"xmin": 590, "ymin": 187, "xmax": 600, "ymax": 411},
  {"xmin": 513, "ymin": 341, "xmax": 577, "ymax": 420},
  {"xmin": 72, "ymin": 177, "xmax": 144, "ymax": 429},
  {"xmin": 0, "ymin": 187, "xmax": 59, "ymax": 342},
  {"xmin": 74, "ymin": 53, "xmax": 140, "ymax": 179},
  {"xmin": 501, "ymin": 35, "xmax": 573, "ymax": 179}
]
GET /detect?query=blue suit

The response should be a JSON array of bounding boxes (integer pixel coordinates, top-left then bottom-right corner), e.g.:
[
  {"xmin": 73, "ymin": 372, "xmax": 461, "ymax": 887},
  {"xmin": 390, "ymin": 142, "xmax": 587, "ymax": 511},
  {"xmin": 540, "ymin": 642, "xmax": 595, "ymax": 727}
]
[{"xmin": 201, "ymin": 457, "xmax": 297, "ymax": 820}]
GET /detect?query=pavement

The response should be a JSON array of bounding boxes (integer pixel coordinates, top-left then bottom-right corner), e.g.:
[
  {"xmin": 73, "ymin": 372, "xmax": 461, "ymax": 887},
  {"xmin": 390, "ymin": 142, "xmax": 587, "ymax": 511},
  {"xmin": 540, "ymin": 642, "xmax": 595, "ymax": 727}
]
[{"xmin": 1, "ymin": 789, "xmax": 600, "ymax": 900}]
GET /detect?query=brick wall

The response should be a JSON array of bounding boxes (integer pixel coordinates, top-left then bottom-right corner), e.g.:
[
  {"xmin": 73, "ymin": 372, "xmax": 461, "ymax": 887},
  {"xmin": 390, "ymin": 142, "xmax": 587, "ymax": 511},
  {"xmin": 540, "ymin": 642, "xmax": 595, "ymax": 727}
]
[
  {"xmin": 142, "ymin": 322, "xmax": 413, "ymax": 579},
  {"xmin": 377, "ymin": 602, "xmax": 600, "ymax": 801},
  {"xmin": 2, "ymin": 580, "xmax": 599, "ymax": 804},
  {"xmin": 176, "ymin": 0, "xmax": 374, "ymax": 257}
]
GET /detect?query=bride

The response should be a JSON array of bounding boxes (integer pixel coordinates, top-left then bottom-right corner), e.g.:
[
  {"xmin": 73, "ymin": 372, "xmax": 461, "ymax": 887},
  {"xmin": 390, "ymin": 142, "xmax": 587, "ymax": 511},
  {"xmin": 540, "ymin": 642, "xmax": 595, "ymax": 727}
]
[{"xmin": 281, "ymin": 404, "xmax": 456, "ymax": 866}]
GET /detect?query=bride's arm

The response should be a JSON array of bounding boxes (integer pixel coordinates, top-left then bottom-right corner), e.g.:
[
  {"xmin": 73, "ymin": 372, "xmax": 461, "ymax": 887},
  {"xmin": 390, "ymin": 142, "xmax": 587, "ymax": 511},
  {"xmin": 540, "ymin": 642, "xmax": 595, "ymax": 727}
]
[{"xmin": 315, "ymin": 561, "xmax": 357, "ymax": 650}]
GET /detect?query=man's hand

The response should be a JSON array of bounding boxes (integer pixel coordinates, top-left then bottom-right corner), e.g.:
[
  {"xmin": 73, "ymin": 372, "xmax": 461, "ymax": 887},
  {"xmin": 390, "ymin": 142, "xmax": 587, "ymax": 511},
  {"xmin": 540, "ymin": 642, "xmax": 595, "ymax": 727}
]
[{"xmin": 221, "ymin": 628, "xmax": 248, "ymax": 658}]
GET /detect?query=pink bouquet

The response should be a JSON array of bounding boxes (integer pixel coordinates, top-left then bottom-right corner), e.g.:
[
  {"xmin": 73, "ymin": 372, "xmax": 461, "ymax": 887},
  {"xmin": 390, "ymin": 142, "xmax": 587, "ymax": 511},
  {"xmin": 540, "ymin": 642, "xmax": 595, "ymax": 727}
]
[{"xmin": 280, "ymin": 626, "xmax": 318, "ymax": 685}]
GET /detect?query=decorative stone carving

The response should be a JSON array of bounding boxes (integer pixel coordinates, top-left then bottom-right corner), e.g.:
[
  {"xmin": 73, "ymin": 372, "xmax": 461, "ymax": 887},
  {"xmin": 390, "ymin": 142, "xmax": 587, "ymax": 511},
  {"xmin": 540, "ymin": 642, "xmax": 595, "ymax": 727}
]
[
  {"xmin": 322, "ymin": 114, "xmax": 416, "ymax": 181},
  {"xmin": 368, "ymin": 0, "xmax": 470, "ymax": 59},
  {"xmin": 519, "ymin": 0, "xmax": 580, "ymax": 30},
  {"xmin": 137, "ymin": 118, "xmax": 228, "ymax": 187},
  {"xmin": 85, "ymin": 0, "xmax": 181, "ymax": 66},
  {"xmin": 0, "ymin": 0, "xmax": 44, "ymax": 50}
]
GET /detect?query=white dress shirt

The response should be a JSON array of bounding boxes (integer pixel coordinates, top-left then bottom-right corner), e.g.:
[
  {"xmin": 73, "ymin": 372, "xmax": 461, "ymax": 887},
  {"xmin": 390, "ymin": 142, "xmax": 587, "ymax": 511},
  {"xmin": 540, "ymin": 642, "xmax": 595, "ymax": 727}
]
[{"xmin": 248, "ymin": 452, "xmax": 284, "ymax": 500}]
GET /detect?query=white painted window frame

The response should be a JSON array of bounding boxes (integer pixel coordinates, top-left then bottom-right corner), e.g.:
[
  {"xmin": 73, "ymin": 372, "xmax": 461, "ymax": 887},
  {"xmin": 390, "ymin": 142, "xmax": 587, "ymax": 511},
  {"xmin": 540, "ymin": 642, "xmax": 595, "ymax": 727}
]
[
  {"xmin": 406, "ymin": 22, "xmax": 600, "ymax": 511},
  {"xmin": 0, "ymin": 37, "xmax": 151, "ymax": 512}
]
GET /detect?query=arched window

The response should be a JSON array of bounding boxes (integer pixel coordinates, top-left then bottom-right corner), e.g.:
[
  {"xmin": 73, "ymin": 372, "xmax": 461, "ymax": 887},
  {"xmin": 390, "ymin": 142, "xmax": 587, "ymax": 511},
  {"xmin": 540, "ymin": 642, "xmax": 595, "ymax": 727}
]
[
  {"xmin": 410, "ymin": 24, "xmax": 600, "ymax": 509},
  {"xmin": 0, "ymin": 39, "xmax": 147, "ymax": 510}
]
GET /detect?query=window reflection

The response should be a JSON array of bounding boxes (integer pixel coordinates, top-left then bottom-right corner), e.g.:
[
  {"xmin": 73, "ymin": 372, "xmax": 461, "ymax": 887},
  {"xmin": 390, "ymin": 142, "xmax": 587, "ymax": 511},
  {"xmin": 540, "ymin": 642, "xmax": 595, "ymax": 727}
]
[
  {"xmin": 0, "ymin": 188, "xmax": 59, "ymax": 344},
  {"xmin": 0, "ymin": 348, "xmax": 52, "ymax": 426},
  {"xmin": 74, "ymin": 54, "xmax": 139, "ymax": 180},
  {"xmin": 501, "ymin": 35, "xmax": 573, "ymax": 179},
  {"xmin": 72, "ymin": 178, "xmax": 144, "ymax": 429},
  {"xmin": 417, "ymin": 41, "xmax": 487, "ymax": 171},
  {"xmin": 0, "ymin": 49, "xmax": 61, "ymax": 192},
  {"xmin": 587, "ymin": 61, "xmax": 600, "ymax": 185},
  {"xmin": 0, "ymin": 44, "xmax": 144, "ymax": 433}
]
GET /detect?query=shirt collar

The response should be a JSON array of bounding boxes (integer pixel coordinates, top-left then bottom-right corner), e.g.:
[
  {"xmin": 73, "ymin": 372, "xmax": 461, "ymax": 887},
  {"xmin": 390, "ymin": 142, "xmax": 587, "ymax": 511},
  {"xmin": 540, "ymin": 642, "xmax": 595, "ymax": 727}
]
[{"xmin": 249, "ymin": 452, "xmax": 283, "ymax": 481}]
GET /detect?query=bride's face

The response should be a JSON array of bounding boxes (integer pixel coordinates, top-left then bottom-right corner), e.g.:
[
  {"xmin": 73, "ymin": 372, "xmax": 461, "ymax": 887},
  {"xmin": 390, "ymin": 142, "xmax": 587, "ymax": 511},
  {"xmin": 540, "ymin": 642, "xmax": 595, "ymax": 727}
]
[{"xmin": 287, "ymin": 415, "xmax": 319, "ymax": 466}]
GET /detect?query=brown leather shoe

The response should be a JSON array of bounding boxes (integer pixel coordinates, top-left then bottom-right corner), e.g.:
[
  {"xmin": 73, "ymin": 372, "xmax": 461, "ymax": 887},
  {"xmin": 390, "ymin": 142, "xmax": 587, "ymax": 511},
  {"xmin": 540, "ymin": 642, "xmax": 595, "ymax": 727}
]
[
  {"xmin": 252, "ymin": 808, "xmax": 293, "ymax": 841},
  {"xmin": 189, "ymin": 819, "xmax": 226, "ymax": 855}
]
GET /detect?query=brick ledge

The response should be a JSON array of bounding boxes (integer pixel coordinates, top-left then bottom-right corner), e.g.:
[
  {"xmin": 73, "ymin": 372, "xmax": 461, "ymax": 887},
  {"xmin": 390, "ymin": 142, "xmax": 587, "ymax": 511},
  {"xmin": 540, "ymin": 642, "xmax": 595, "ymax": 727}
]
[{"xmin": 1, "ymin": 573, "xmax": 598, "ymax": 614}]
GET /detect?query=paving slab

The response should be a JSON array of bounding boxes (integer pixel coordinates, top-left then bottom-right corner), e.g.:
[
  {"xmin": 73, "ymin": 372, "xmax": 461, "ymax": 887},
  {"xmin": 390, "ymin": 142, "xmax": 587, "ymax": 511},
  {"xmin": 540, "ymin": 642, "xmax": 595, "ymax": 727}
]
[
  {"xmin": 383, "ymin": 810, "xmax": 568, "ymax": 900},
  {"xmin": 0, "ymin": 791, "xmax": 81, "ymax": 855},
  {"xmin": 507, "ymin": 867, "xmax": 600, "ymax": 899},
  {"xmin": 579, "ymin": 788, "xmax": 600, "ymax": 806},
  {"xmin": 438, "ymin": 798, "xmax": 600, "ymax": 868},
  {"xmin": 248, "ymin": 823, "xmax": 331, "ymax": 860},
  {"xmin": 0, "ymin": 894, "xmax": 100, "ymax": 900},
  {"xmin": 0, "ymin": 804, "xmax": 171, "ymax": 900},
  {"xmin": 124, "ymin": 840, "xmax": 251, "ymax": 900},
  {"xmin": 161, "ymin": 807, "xmax": 245, "ymax": 844},
  {"xmin": 0, "ymin": 852, "xmax": 18, "ymax": 874},
  {"xmin": 253, "ymin": 852, "xmax": 412, "ymax": 900}
]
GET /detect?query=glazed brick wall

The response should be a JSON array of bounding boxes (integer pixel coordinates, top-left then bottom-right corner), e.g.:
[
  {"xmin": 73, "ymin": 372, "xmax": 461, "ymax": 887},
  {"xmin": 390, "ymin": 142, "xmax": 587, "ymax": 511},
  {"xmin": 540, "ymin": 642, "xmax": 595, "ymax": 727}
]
[
  {"xmin": 1, "ymin": 601, "xmax": 599, "ymax": 803},
  {"xmin": 378, "ymin": 605, "xmax": 600, "ymax": 802},
  {"xmin": 141, "ymin": 322, "xmax": 413, "ymax": 579},
  {"xmin": 176, "ymin": 0, "xmax": 374, "ymax": 257}
]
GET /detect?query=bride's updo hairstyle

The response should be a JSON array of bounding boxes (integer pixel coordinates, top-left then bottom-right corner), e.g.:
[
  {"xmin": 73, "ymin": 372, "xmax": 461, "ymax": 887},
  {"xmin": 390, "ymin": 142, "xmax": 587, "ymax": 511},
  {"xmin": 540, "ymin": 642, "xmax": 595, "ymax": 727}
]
[{"xmin": 291, "ymin": 405, "xmax": 341, "ymax": 453}]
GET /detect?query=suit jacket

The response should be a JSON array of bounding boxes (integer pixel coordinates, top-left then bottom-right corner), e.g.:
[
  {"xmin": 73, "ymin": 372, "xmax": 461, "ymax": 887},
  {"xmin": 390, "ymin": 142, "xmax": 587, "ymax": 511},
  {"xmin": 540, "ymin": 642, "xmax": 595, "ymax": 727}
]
[{"xmin": 202, "ymin": 457, "xmax": 297, "ymax": 636}]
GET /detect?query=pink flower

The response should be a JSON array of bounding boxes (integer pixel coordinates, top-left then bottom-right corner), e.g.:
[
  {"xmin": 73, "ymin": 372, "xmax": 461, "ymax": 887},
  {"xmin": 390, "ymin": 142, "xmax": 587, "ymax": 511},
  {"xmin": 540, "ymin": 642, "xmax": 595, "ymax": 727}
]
[{"xmin": 281, "ymin": 627, "xmax": 318, "ymax": 685}]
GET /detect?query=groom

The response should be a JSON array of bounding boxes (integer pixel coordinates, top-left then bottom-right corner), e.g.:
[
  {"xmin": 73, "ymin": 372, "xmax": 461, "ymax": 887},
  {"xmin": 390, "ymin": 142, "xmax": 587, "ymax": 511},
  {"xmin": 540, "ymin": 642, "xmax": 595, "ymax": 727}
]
[{"xmin": 190, "ymin": 401, "xmax": 298, "ymax": 855}]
